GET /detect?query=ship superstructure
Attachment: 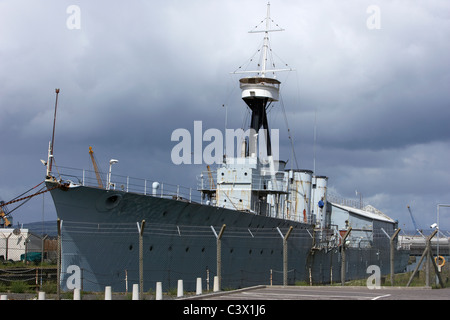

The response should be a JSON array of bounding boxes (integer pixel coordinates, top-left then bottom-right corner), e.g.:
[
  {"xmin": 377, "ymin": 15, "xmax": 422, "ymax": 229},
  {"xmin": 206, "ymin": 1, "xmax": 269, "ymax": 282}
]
[{"xmin": 198, "ymin": 3, "xmax": 325, "ymax": 227}]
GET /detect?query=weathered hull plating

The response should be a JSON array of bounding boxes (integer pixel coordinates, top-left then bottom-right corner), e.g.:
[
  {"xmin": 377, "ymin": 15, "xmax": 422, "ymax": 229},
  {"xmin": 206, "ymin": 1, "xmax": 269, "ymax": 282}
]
[{"xmin": 48, "ymin": 182, "xmax": 409, "ymax": 292}]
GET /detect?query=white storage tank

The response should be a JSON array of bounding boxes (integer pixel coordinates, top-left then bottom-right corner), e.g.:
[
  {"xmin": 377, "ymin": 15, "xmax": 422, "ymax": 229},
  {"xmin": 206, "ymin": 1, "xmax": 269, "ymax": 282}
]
[
  {"xmin": 286, "ymin": 169, "xmax": 313, "ymax": 223},
  {"xmin": 311, "ymin": 175, "xmax": 328, "ymax": 227}
]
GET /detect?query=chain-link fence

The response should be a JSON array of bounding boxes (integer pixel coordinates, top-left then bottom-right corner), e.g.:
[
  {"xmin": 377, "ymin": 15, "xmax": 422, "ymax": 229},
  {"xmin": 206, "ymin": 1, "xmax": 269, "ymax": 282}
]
[
  {"xmin": 54, "ymin": 220, "xmax": 416, "ymax": 294},
  {"xmin": 5, "ymin": 220, "xmax": 449, "ymax": 295},
  {"xmin": 0, "ymin": 229, "xmax": 57, "ymax": 292},
  {"xmin": 58, "ymin": 221, "xmax": 315, "ymax": 293}
]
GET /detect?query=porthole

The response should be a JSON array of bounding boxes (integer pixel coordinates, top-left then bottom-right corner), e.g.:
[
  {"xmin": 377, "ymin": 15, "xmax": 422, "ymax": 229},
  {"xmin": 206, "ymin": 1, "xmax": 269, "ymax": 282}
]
[
  {"xmin": 129, "ymin": 244, "xmax": 133, "ymax": 251},
  {"xmin": 149, "ymin": 246, "xmax": 153, "ymax": 251}
]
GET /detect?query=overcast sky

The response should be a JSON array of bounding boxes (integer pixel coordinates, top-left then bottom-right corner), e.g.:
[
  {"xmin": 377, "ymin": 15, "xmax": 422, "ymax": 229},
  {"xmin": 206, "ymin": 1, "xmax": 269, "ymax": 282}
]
[{"xmin": 1, "ymin": 0, "xmax": 449, "ymax": 231}]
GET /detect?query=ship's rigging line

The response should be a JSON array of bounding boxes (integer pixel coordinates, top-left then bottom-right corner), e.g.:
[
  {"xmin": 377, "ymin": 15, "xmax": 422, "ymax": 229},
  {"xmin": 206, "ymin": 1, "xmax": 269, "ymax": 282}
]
[
  {"xmin": 0, "ymin": 181, "xmax": 60, "ymax": 217},
  {"xmin": 279, "ymin": 91, "xmax": 299, "ymax": 170}
]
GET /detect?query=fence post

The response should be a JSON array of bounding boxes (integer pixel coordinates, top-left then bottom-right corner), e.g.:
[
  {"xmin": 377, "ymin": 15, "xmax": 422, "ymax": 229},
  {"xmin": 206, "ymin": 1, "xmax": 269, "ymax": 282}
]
[
  {"xmin": 137, "ymin": 220, "xmax": 146, "ymax": 300},
  {"xmin": 406, "ymin": 229, "xmax": 442, "ymax": 287},
  {"xmin": 390, "ymin": 228, "xmax": 401, "ymax": 286},
  {"xmin": 40, "ymin": 234, "xmax": 48, "ymax": 289},
  {"xmin": 211, "ymin": 224, "xmax": 226, "ymax": 291},
  {"xmin": 340, "ymin": 227, "xmax": 352, "ymax": 286},
  {"xmin": 56, "ymin": 219, "xmax": 62, "ymax": 300},
  {"xmin": 279, "ymin": 226, "xmax": 293, "ymax": 286}
]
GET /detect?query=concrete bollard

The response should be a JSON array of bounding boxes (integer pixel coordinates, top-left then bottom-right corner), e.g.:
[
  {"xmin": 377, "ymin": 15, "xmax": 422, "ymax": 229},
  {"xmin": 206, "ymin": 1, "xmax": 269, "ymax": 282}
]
[
  {"xmin": 105, "ymin": 286, "xmax": 112, "ymax": 300},
  {"xmin": 132, "ymin": 284, "xmax": 139, "ymax": 300},
  {"xmin": 0, "ymin": 295, "xmax": 7, "ymax": 300},
  {"xmin": 73, "ymin": 288, "xmax": 81, "ymax": 300},
  {"xmin": 177, "ymin": 279, "xmax": 184, "ymax": 298},
  {"xmin": 213, "ymin": 276, "xmax": 220, "ymax": 292},
  {"xmin": 196, "ymin": 277, "xmax": 202, "ymax": 295},
  {"xmin": 38, "ymin": 291, "xmax": 46, "ymax": 300},
  {"xmin": 156, "ymin": 282, "xmax": 162, "ymax": 300}
]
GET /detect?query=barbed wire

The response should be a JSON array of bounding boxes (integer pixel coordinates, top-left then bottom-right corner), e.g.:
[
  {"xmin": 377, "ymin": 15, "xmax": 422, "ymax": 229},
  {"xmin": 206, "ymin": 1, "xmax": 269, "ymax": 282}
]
[{"xmin": 59, "ymin": 220, "xmax": 316, "ymax": 242}]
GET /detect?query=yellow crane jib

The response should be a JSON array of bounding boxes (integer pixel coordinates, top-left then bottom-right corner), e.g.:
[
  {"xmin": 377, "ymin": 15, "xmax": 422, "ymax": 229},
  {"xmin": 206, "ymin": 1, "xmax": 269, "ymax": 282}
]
[
  {"xmin": 206, "ymin": 165, "xmax": 215, "ymax": 190},
  {"xmin": 89, "ymin": 146, "xmax": 104, "ymax": 188},
  {"xmin": 0, "ymin": 204, "xmax": 11, "ymax": 228}
]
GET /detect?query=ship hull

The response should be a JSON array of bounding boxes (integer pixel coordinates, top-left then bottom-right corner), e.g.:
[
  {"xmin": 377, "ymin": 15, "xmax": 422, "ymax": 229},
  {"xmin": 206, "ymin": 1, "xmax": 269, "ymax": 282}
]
[{"xmin": 48, "ymin": 182, "xmax": 408, "ymax": 292}]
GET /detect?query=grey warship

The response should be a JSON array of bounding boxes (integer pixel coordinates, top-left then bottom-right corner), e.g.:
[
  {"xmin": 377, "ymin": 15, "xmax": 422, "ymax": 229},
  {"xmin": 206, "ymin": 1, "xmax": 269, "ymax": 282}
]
[{"xmin": 46, "ymin": 4, "xmax": 409, "ymax": 292}]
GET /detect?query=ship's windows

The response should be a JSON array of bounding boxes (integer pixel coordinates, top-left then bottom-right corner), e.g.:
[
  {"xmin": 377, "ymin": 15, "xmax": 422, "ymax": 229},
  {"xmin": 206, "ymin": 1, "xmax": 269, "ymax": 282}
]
[
  {"xmin": 244, "ymin": 172, "xmax": 247, "ymax": 176},
  {"xmin": 224, "ymin": 199, "xmax": 227, "ymax": 202},
  {"xmin": 149, "ymin": 246, "xmax": 153, "ymax": 251},
  {"xmin": 239, "ymin": 199, "xmax": 242, "ymax": 202},
  {"xmin": 260, "ymin": 250, "xmax": 263, "ymax": 255},
  {"xmin": 129, "ymin": 244, "xmax": 133, "ymax": 251},
  {"xmin": 221, "ymin": 172, "xmax": 224, "ymax": 176},
  {"xmin": 201, "ymin": 247, "xmax": 205, "ymax": 253},
  {"xmin": 249, "ymin": 249, "xmax": 252, "ymax": 255},
  {"xmin": 230, "ymin": 248, "xmax": 234, "ymax": 254}
]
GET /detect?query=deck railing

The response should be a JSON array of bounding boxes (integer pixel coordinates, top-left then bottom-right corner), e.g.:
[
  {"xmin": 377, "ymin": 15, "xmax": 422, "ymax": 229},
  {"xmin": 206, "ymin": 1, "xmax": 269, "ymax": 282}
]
[{"xmin": 53, "ymin": 166, "xmax": 202, "ymax": 204}]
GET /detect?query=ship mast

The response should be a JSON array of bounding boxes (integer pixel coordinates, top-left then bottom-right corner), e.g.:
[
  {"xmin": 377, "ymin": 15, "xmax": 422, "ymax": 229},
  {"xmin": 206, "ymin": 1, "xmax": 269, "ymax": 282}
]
[
  {"xmin": 235, "ymin": 2, "xmax": 291, "ymax": 158},
  {"xmin": 260, "ymin": 3, "xmax": 275, "ymax": 77}
]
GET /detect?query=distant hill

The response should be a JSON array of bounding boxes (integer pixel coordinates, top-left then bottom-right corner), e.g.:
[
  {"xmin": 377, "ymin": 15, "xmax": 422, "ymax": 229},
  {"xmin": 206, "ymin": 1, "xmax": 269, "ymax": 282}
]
[{"xmin": 21, "ymin": 220, "xmax": 58, "ymax": 237}]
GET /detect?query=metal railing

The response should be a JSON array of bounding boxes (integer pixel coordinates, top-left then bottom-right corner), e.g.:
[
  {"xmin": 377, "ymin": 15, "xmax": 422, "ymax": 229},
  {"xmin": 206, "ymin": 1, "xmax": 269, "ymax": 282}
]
[
  {"xmin": 327, "ymin": 193, "xmax": 364, "ymax": 209},
  {"xmin": 197, "ymin": 170, "xmax": 287, "ymax": 193},
  {"xmin": 53, "ymin": 166, "xmax": 201, "ymax": 204}
]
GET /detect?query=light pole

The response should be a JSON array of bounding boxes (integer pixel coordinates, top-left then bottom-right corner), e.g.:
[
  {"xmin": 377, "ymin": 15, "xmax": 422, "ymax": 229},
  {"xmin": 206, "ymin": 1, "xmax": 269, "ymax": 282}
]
[
  {"xmin": 437, "ymin": 204, "xmax": 450, "ymax": 260},
  {"xmin": 107, "ymin": 159, "xmax": 119, "ymax": 190}
]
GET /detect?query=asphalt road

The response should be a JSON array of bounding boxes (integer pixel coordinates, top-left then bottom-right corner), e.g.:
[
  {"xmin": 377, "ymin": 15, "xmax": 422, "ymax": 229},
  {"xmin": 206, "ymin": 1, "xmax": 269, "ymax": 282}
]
[{"xmin": 192, "ymin": 285, "xmax": 450, "ymax": 300}]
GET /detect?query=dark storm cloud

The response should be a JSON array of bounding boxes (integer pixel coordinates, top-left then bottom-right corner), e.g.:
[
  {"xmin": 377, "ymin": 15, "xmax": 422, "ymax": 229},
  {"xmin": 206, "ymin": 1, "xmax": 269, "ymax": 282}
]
[{"xmin": 1, "ymin": 0, "xmax": 449, "ymax": 230}]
